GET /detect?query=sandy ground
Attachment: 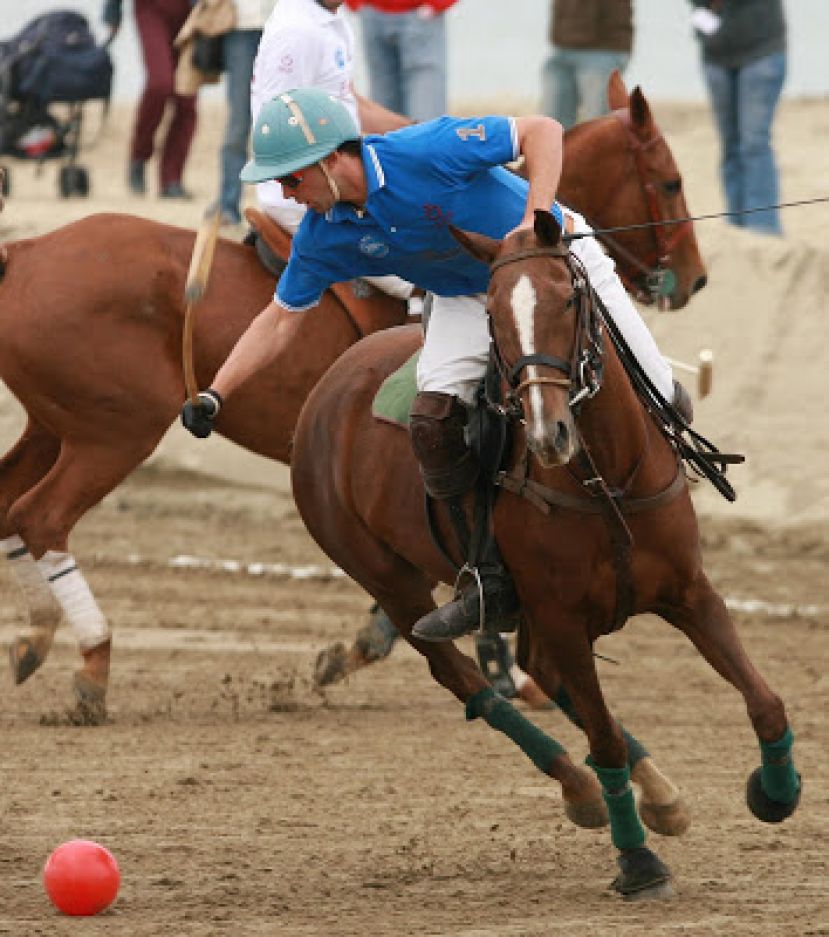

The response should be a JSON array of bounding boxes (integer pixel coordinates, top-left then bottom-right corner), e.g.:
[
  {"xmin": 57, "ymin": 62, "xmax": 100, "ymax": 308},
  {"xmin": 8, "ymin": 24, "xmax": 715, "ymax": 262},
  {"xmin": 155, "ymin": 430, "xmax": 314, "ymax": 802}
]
[
  {"xmin": 0, "ymin": 98, "xmax": 827, "ymax": 933},
  {"xmin": 0, "ymin": 467, "xmax": 827, "ymax": 935}
]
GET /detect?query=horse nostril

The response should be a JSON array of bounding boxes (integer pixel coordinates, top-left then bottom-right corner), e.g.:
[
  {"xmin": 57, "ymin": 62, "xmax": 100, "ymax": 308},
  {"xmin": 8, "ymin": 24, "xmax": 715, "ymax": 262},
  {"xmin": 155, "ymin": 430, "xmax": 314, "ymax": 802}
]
[
  {"xmin": 555, "ymin": 421, "xmax": 570, "ymax": 453},
  {"xmin": 691, "ymin": 275, "xmax": 708, "ymax": 295}
]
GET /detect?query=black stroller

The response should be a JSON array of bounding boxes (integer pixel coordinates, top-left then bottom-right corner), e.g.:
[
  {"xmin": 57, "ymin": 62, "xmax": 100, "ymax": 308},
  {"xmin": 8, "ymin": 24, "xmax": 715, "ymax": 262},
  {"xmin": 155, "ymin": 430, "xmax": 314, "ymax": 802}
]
[{"xmin": 0, "ymin": 10, "xmax": 113, "ymax": 198}]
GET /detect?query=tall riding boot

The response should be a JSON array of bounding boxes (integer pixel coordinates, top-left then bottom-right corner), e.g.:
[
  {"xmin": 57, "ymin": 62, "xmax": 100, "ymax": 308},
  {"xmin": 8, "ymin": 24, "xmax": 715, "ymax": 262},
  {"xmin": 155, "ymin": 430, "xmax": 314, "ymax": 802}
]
[{"xmin": 408, "ymin": 391, "xmax": 520, "ymax": 642}]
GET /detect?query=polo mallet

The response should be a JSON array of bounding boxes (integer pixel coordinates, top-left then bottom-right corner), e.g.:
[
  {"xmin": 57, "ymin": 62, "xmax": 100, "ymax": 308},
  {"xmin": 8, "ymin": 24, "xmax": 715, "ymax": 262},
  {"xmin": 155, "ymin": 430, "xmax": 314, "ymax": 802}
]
[
  {"xmin": 182, "ymin": 208, "xmax": 222, "ymax": 404},
  {"xmin": 665, "ymin": 348, "xmax": 714, "ymax": 398}
]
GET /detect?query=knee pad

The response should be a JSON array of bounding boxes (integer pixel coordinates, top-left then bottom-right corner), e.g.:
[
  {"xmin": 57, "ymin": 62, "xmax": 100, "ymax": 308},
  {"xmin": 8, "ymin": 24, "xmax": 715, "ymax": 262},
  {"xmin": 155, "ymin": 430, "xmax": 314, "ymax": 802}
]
[{"xmin": 409, "ymin": 392, "xmax": 479, "ymax": 499}]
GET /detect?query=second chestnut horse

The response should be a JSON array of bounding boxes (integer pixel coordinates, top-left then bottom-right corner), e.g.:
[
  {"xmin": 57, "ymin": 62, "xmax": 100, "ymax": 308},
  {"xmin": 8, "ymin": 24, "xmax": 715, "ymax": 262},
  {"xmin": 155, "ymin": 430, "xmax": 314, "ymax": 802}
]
[{"xmin": 0, "ymin": 75, "xmax": 705, "ymax": 717}]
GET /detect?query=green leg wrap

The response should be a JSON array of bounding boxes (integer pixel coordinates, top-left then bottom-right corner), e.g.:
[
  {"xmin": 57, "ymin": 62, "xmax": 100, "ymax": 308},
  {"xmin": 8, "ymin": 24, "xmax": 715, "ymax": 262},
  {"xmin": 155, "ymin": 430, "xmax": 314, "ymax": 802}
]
[
  {"xmin": 760, "ymin": 727, "xmax": 800, "ymax": 803},
  {"xmin": 553, "ymin": 688, "xmax": 649, "ymax": 768},
  {"xmin": 587, "ymin": 756, "xmax": 646, "ymax": 851},
  {"xmin": 467, "ymin": 687, "xmax": 566, "ymax": 774}
]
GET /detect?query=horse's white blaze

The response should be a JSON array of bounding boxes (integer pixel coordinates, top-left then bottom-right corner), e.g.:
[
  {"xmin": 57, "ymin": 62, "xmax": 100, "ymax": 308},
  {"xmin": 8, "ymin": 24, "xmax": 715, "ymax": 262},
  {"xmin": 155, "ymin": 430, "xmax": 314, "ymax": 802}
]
[{"xmin": 511, "ymin": 274, "xmax": 546, "ymax": 443}]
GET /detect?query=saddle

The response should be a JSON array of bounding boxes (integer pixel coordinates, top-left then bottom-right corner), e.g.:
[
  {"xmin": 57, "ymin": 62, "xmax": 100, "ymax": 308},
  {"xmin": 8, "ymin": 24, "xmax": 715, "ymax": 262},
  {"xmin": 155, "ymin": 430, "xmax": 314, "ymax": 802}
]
[{"xmin": 243, "ymin": 208, "xmax": 408, "ymax": 337}]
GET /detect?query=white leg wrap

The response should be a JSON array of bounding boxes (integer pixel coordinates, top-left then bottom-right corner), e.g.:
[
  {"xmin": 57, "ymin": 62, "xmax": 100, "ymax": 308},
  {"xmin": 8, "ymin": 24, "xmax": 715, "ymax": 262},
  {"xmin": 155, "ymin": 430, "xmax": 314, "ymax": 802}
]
[
  {"xmin": 34, "ymin": 549, "xmax": 110, "ymax": 651},
  {"xmin": 1, "ymin": 534, "xmax": 62, "ymax": 633},
  {"xmin": 509, "ymin": 663, "xmax": 530, "ymax": 692},
  {"xmin": 566, "ymin": 210, "xmax": 675, "ymax": 402}
]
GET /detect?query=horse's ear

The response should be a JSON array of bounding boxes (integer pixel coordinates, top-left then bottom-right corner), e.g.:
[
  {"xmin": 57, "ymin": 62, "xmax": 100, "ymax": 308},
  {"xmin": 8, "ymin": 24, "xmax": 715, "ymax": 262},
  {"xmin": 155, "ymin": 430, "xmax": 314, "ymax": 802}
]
[
  {"xmin": 534, "ymin": 209, "xmax": 561, "ymax": 247},
  {"xmin": 449, "ymin": 224, "xmax": 500, "ymax": 265},
  {"xmin": 607, "ymin": 69, "xmax": 629, "ymax": 111},
  {"xmin": 629, "ymin": 86, "xmax": 655, "ymax": 136}
]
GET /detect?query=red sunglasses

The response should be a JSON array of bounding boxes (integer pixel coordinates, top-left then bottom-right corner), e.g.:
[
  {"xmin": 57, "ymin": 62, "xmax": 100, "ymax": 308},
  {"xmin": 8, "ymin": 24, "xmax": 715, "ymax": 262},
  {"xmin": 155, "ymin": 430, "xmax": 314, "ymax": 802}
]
[{"xmin": 277, "ymin": 169, "xmax": 306, "ymax": 189}]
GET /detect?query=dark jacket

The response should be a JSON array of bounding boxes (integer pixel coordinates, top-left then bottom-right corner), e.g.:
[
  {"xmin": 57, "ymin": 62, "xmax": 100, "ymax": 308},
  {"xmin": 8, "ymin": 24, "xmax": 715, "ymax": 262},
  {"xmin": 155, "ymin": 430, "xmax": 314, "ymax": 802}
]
[
  {"xmin": 102, "ymin": 0, "xmax": 121, "ymax": 28},
  {"xmin": 690, "ymin": 0, "xmax": 786, "ymax": 69},
  {"xmin": 549, "ymin": 0, "xmax": 633, "ymax": 53}
]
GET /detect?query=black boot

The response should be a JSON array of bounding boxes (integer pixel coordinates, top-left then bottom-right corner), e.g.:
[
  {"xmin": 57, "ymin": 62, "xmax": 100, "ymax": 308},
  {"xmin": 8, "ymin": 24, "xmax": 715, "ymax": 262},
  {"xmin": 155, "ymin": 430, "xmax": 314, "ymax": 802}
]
[
  {"xmin": 408, "ymin": 392, "xmax": 520, "ymax": 643},
  {"xmin": 411, "ymin": 535, "xmax": 520, "ymax": 642}
]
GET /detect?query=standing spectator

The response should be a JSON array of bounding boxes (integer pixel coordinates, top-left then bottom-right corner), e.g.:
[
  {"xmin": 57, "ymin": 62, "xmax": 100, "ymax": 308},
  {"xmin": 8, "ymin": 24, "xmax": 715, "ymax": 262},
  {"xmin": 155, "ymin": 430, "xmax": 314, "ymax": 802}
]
[
  {"xmin": 103, "ymin": 0, "xmax": 197, "ymax": 198},
  {"xmin": 541, "ymin": 0, "xmax": 633, "ymax": 129},
  {"xmin": 690, "ymin": 0, "xmax": 786, "ymax": 235},
  {"xmin": 215, "ymin": 0, "xmax": 277, "ymax": 225},
  {"xmin": 252, "ymin": 0, "xmax": 410, "ymax": 234},
  {"xmin": 343, "ymin": 0, "xmax": 459, "ymax": 123}
]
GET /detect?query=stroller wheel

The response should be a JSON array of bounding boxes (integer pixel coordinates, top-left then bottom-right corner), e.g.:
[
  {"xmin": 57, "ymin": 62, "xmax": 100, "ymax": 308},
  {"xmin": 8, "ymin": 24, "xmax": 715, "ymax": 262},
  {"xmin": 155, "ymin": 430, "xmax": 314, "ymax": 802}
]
[
  {"xmin": 58, "ymin": 165, "xmax": 89, "ymax": 198},
  {"xmin": 0, "ymin": 165, "xmax": 10, "ymax": 197}
]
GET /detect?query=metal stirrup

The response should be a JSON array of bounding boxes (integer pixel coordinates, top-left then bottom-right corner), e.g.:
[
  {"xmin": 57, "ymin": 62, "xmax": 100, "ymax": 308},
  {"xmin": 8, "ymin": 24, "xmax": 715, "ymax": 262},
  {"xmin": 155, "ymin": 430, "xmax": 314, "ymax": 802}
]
[{"xmin": 453, "ymin": 563, "xmax": 485, "ymax": 634}]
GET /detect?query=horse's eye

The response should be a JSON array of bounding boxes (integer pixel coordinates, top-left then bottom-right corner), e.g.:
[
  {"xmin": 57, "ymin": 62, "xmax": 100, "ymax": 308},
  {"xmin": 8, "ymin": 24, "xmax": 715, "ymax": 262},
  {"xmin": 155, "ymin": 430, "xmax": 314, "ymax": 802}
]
[{"xmin": 663, "ymin": 179, "xmax": 682, "ymax": 196}]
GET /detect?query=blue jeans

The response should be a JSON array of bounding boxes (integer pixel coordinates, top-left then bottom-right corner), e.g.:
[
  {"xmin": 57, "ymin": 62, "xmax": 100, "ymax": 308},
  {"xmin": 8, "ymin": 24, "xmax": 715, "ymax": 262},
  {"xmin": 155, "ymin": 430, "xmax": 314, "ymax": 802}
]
[
  {"xmin": 358, "ymin": 7, "xmax": 447, "ymax": 122},
  {"xmin": 703, "ymin": 51, "xmax": 786, "ymax": 235},
  {"xmin": 541, "ymin": 48, "xmax": 630, "ymax": 129},
  {"xmin": 220, "ymin": 29, "xmax": 262, "ymax": 222}
]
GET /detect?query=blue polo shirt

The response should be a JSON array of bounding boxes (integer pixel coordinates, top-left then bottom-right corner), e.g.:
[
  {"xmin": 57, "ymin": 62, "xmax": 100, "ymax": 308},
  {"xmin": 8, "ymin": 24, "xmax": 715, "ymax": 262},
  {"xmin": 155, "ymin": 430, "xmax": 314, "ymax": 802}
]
[{"xmin": 275, "ymin": 115, "xmax": 564, "ymax": 311}]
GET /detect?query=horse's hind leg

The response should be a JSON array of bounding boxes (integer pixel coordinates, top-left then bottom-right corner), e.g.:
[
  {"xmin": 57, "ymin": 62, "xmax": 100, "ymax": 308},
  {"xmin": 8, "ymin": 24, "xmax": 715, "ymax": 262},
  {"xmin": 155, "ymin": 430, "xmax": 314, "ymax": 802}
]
[
  {"xmin": 0, "ymin": 420, "xmax": 63, "ymax": 682},
  {"xmin": 313, "ymin": 602, "xmax": 400, "ymax": 688},
  {"xmin": 7, "ymin": 435, "xmax": 163, "ymax": 721},
  {"xmin": 664, "ymin": 572, "xmax": 801, "ymax": 822}
]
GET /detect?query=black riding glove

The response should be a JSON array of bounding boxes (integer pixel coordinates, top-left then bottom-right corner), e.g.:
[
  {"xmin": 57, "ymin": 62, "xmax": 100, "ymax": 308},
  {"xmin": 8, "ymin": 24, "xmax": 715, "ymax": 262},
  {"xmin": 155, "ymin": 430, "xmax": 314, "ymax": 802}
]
[{"xmin": 181, "ymin": 389, "xmax": 222, "ymax": 439}]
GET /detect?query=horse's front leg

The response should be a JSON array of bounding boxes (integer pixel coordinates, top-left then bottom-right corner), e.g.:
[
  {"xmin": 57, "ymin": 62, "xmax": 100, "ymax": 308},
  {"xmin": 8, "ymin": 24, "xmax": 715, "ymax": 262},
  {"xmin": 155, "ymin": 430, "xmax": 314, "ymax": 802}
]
[
  {"xmin": 371, "ymin": 585, "xmax": 608, "ymax": 829},
  {"xmin": 529, "ymin": 616, "xmax": 674, "ymax": 899},
  {"xmin": 663, "ymin": 572, "xmax": 801, "ymax": 822},
  {"xmin": 531, "ymin": 676, "xmax": 690, "ymax": 836}
]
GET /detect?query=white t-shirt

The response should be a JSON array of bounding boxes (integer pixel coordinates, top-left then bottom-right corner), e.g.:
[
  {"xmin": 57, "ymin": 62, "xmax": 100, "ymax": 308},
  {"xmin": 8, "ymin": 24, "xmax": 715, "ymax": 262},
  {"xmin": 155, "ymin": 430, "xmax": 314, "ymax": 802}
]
[
  {"xmin": 251, "ymin": 0, "xmax": 359, "ymax": 223},
  {"xmin": 232, "ymin": 0, "xmax": 277, "ymax": 31}
]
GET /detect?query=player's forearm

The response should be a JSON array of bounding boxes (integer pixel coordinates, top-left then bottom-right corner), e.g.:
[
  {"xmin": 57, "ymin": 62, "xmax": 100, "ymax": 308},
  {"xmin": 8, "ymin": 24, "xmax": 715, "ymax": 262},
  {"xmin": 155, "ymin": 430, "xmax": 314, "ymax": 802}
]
[
  {"xmin": 354, "ymin": 91, "xmax": 413, "ymax": 133},
  {"xmin": 515, "ymin": 115, "xmax": 564, "ymax": 222},
  {"xmin": 211, "ymin": 301, "xmax": 304, "ymax": 401}
]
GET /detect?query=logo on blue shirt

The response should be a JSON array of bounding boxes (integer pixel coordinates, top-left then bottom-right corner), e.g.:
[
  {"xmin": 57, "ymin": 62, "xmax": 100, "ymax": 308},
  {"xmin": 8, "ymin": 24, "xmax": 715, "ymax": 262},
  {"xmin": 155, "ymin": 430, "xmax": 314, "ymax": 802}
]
[{"xmin": 358, "ymin": 234, "xmax": 389, "ymax": 258}]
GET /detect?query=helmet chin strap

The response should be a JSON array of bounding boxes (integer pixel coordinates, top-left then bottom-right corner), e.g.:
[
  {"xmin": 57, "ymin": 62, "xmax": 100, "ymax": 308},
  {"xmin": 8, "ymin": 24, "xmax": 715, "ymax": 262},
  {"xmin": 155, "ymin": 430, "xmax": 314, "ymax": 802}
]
[{"xmin": 318, "ymin": 160, "xmax": 341, "ymax": 203}]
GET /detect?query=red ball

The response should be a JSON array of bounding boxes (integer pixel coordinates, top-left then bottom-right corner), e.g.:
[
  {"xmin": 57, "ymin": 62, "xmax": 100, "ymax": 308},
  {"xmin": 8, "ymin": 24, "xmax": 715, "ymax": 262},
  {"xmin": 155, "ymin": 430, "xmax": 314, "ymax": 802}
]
[{"xmin": 43, "ymin": 840, "xmax": 120, "ymax": 916}]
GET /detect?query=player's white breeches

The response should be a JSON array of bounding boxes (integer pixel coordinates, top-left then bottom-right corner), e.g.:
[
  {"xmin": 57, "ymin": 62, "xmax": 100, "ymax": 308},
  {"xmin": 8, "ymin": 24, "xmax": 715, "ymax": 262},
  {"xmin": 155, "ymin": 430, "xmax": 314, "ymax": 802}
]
[
  {"xmin": 417, "ymin": 209, "xmax": 675, "ymax": 404},
  {"xmin": 260, "ymin": 193, "xmax": 414, "ymax": 301}
]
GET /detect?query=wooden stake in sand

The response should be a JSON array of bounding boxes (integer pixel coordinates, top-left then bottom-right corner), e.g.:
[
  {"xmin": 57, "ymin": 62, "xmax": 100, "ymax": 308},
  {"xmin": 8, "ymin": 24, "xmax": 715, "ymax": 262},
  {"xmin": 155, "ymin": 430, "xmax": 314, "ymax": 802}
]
[{"xmin": 665, "ymin": 349, "xmax": 714, "ymax": 398}]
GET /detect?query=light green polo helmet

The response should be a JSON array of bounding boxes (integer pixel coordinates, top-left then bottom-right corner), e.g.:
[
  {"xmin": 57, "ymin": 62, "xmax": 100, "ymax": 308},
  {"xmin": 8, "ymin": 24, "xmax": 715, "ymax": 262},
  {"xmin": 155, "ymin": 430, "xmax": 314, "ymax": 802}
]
[{"xmin": 240, "ymin": 88, "xmax": 359, "ymax": 184}]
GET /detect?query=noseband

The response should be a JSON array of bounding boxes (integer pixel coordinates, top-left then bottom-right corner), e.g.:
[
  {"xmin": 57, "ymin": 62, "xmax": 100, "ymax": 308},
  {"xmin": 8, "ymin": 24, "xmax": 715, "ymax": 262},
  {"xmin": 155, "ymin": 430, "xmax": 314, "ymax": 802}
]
[{"xmin": 488, "ymin": 245, "xmax": 604, "ymax": 417}]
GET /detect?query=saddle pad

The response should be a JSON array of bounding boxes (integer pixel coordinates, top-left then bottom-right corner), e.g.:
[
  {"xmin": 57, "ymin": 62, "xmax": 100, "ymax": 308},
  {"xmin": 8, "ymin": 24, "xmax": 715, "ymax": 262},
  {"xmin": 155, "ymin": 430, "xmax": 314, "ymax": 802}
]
[{"xmin": 371, "ymin": 350, "xmax": 420, "ymax": 429}]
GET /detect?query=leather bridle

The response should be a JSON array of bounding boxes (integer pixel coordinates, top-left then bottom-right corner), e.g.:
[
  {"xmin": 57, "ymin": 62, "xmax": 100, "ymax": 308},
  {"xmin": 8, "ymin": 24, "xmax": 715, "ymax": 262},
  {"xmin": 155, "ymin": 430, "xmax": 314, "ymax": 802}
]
[
  {"xmin": 587, "ymin": 111, "xmax": 693, "ymax": 306},
  {"xmin": 488, "ymin": 245, "xmax": 604, "ymax": 418}
]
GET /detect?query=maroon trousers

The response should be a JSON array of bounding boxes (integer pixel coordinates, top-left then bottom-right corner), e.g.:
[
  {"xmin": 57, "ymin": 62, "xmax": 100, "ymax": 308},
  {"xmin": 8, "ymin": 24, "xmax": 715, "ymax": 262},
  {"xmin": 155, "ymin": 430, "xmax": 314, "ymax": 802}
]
[{"xmin": 131, "ymin": 0, "xmax": 197, "ymax": 189}]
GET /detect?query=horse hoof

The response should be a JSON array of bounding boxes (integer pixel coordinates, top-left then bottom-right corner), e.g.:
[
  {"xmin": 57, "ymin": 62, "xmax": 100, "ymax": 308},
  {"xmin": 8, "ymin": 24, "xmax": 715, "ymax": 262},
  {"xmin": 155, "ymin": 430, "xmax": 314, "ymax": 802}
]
[
  {"xmin": 746, "ymin": 767, "xmax": 801, "ymax": 823},
  {"xmin": 313, "ymin": 642, "xmax": 349, "ymax": 688},
  {"xmin": 9, "ymin": 637, "xmax": 47, "ymax": 685},
  {"xmin": 611, "ymin": 847, "xmax": 673, "ymax": 900},
  {"xmin": 639, "ymin": 796, "xmax": 691, "ymax": 836},
  {"xmin": 70, "ymin": 671, "xmax": 108, "ymax": 726},
  {"xmin": 564, "ymin": 797, "xmax": 609, "ymax": 829}
]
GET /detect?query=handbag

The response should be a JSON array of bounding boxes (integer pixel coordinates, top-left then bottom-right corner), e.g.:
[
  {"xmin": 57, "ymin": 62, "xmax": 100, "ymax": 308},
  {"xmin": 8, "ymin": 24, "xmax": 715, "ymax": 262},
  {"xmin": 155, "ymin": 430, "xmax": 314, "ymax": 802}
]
[
  {"xmin": 189, "ymin": 0, "xmax": 236, "ymax": 38},
  {"xmin": 191, "ymin": 33, "xmax": 225, "ymax": 73},
  {"xmin": 174, "ymin": 0, "xmax": 237, "ymax": 93}
]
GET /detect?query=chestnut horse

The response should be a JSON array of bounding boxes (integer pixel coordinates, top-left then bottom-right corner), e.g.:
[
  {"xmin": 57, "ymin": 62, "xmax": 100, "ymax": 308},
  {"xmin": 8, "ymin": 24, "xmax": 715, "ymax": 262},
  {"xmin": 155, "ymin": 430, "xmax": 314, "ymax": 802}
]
[
  {"xmin": 0, "ymin": 75, "xmax": 705, "ymax": 720},
  {"xmin": 289, "ymin": 213, "xmax": 800, "ymax": 897}
]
